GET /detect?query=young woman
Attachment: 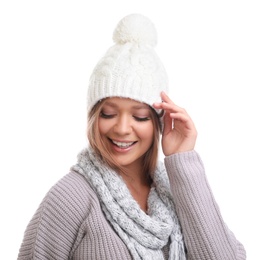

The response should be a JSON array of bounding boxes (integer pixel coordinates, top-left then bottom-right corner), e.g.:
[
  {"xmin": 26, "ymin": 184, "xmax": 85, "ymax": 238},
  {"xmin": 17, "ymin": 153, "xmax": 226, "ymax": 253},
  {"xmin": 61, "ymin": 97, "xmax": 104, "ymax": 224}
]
[{"xmin": 18, "ymin": 14, "xmax": 246, "ymax": 260}]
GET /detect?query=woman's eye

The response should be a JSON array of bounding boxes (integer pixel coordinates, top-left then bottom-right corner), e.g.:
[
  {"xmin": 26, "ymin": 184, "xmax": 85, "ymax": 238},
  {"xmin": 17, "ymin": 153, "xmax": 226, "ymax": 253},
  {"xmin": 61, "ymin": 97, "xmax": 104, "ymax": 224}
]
[
  {"xmin": 100, "ymin": 112, "xmax": 115, "ymax": 119},
  {"xmin": 133, "ymin": 116, "xmax": 150, "ymax": 122}
]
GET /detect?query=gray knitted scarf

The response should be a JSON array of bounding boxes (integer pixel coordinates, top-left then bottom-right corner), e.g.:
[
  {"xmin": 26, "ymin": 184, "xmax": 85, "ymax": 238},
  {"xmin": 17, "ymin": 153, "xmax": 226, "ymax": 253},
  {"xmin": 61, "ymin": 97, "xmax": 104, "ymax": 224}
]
[{"xmin": 71, "ymin": 148, "xmax": 186, "ymax": 260}]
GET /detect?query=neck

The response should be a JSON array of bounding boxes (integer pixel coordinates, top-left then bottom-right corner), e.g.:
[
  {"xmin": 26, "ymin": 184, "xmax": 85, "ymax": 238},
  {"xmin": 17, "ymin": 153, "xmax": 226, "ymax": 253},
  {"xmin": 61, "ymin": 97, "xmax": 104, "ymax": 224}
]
[
  {"xmin": 119, "ymin": 161, "xmax": 151, "ymax": 187},
  {"xmin": 120, "ymin": 170, "xmax": 152, "ymax": 213}
]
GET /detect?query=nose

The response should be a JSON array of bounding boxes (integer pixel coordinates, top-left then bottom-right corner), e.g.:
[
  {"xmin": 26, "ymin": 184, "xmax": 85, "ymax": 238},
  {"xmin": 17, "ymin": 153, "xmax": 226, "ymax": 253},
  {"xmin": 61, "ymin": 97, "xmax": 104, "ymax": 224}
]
[{"xmin": 113, "ymin": 114, "xmax": 132, "ymax": 135}]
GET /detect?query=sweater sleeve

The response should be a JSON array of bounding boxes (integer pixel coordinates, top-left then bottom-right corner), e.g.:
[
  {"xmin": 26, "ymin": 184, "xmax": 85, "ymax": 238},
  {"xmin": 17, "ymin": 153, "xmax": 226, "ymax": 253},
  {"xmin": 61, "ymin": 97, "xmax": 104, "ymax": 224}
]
[
  {"xmin": 17, "ymin": 172, "xmax": 92, "ymax": 260},
  {"xmin": 164, "ymin": 151, "xmax": 246, "ymax": 260}
]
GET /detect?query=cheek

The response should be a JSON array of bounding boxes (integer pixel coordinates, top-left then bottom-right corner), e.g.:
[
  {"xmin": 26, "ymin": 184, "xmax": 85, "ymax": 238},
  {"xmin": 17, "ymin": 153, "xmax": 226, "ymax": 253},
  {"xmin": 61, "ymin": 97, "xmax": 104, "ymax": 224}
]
[
  {"xmin": 98, "ymin": 119, "xmax": 110, "ymax": 135},
  {"xmin": 139, "ymin": 122, "xmax": 154, "ymax": 141}
]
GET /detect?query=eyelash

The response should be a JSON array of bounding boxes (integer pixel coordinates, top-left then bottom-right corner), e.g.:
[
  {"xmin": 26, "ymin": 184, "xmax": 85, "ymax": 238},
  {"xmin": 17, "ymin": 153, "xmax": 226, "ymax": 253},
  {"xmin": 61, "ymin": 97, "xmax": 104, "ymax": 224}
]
[
  {"xmin": 133, "ymin": 116, "xmax": 150, "ymax": 122},
  {"xmin": 100, "ymin": 112, "xmax": 114, "ymax": 119},
  {"xmin": 100, "ymin": 112, "xmax": 150, "ymax": 122}
]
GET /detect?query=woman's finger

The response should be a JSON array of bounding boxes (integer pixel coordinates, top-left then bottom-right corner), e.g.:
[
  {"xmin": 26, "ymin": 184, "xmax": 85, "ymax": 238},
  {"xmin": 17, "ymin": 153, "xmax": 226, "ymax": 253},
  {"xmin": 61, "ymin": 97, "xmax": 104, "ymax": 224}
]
[{"xmin": 160, "ymin": 91, "xmax": 175, "ymax": 105}]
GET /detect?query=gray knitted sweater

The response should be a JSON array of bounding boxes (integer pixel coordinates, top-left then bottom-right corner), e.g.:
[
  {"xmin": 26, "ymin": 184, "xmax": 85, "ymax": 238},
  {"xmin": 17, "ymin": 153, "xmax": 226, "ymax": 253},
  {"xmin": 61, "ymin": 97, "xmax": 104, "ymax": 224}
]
[{"xmin": 18, "ymin": 151, "xmax": 246, "ymax": 259}]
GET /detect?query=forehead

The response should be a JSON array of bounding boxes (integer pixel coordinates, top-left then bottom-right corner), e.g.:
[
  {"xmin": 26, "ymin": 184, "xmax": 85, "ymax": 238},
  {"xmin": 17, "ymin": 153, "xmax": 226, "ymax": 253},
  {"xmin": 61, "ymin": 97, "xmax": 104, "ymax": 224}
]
[{"xmin": 102, "ymin": 97, "xmax": 150, "ymax": 110}]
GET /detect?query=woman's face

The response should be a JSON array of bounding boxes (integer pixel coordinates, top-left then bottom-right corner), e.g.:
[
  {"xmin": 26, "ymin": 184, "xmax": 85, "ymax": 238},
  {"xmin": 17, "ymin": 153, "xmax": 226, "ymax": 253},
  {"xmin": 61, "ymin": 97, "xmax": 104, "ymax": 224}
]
[{"xmin": 98, "ymin": 97, "xmax": 154, "ymax": 171}]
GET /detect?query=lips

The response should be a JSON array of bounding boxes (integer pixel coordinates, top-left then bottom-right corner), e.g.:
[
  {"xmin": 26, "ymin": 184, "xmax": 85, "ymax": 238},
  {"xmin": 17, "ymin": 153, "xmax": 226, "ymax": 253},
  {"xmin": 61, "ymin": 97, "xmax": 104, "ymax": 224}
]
[{"xmin": 111, "ymin": 139, "xmax": 136, "ymax": 149}]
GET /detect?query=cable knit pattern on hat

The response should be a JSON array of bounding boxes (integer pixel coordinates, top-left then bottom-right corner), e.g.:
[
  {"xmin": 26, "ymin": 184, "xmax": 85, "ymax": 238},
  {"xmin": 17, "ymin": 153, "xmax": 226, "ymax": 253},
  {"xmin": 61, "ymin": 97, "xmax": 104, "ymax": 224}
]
[{"xmin": 87, "ymin": 14, "xmax": 168, "ymax": 113}]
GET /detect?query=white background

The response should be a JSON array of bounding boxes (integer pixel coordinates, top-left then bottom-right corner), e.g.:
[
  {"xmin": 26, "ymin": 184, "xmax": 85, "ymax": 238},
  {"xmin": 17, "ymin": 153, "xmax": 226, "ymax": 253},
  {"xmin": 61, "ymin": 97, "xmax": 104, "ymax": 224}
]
[{"xmin": 0, "ymin": 0, "xmax": 268, "ymax": 259}]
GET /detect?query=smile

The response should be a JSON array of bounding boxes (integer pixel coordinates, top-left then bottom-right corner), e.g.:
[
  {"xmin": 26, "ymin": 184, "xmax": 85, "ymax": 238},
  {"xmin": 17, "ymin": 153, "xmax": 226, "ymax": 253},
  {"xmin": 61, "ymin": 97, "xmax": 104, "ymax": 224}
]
[{"xmin": 111, "ymin": 140, "xmax": 136, "ymax": 148}]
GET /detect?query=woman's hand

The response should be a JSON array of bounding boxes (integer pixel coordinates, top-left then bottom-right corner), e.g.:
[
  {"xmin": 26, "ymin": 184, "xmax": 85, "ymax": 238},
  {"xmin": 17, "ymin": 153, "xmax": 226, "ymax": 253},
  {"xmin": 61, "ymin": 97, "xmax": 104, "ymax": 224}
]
[{"xmin": 153, "ymin": 92, "xmax": 197, "ymax": 156}]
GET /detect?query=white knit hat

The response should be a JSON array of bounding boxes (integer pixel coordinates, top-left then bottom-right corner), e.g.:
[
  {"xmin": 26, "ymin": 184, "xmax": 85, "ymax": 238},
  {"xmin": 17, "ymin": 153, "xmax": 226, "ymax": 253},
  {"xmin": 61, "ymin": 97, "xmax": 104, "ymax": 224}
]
[{"xmin": 87, "ymin": 14, "xmax": 169, "ymax": 113}]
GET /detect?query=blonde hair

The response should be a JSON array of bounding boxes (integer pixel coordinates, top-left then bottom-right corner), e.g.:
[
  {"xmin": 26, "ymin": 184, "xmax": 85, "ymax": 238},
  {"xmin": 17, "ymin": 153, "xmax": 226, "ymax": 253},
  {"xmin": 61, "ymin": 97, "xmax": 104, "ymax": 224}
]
[{"xmin": 87, "ymin": 99, "xmax": 162, "ymax": 179}]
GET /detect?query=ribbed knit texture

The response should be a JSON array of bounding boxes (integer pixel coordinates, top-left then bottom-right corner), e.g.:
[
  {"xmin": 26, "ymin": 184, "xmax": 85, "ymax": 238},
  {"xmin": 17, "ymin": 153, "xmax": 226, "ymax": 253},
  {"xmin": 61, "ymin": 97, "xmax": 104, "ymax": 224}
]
[
  {"xmin": 164, "ymin": 151, "xmax": 246, "ymax": 260},
  {"xmin": 18, "ymin": 150, "xmax": 246, "ymax": 260}
]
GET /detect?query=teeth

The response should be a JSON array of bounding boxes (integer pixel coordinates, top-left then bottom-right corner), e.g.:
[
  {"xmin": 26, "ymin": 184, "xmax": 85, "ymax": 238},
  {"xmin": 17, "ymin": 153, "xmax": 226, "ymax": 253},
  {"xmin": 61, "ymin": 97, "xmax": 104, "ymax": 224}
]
[{"xmin": 112, "ymin": 140, "xmax": 134, "ymax": 148}]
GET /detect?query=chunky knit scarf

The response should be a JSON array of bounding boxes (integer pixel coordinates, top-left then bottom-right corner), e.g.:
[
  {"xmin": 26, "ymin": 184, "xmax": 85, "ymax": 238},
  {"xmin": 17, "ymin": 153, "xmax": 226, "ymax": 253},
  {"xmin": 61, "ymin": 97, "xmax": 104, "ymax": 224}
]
[{"xmin": 71, "ymin": 148, "xmax": 186, "ymax": 260}]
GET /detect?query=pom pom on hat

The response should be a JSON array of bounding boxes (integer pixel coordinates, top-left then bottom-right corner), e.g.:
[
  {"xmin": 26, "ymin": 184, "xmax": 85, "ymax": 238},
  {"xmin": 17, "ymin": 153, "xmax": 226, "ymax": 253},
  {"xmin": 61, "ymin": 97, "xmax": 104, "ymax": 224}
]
[
  {"xmin": 87, "ymin": 14, "xmax": 168, "ymax": 113},
  {"xmin": 113, "ymin": 13, "xmax": 157, "ymax": 47}
]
